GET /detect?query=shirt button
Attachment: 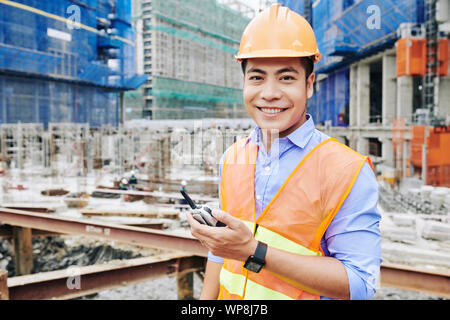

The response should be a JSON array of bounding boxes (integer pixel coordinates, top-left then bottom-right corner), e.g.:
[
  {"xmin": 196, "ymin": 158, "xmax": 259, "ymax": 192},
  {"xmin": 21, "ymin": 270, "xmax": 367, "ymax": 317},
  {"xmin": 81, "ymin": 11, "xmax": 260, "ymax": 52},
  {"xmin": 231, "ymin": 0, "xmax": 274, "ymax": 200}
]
[
  {"xmin": 256, "ymin": 195, "xmax": 262, "ymax": 200},
  {"xmin": 264, "ymin": 166, "xmax": 271, "ymax": 172}
]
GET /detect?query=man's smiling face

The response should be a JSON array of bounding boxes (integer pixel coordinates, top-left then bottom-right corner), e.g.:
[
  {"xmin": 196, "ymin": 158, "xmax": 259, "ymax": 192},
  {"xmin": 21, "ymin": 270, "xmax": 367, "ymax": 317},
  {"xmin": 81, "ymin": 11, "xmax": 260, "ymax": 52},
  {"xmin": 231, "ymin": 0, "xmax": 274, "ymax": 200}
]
[{"xmin": 243, "ymin": 57, "xmax": 315, "ymax": 138}]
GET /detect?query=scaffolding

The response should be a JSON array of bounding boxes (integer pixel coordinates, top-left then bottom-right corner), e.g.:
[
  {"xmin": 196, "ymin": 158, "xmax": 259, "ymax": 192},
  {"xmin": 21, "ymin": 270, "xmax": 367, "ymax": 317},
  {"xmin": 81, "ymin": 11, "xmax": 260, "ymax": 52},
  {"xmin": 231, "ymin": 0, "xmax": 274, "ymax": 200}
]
[
  {"xmin": 152, "ymin": 0, "xmax": 249, "ymax": 42},
  {"xmin": 139, "ymin": 0, "xmax": 249, "ymax": 120},
  {"xmin": 150, "ymin": 77, "xmax": 245, "ymax": 120},
  {"xmin": 0, "ymin": 123, "xmax": 45, "ymax": 171}
]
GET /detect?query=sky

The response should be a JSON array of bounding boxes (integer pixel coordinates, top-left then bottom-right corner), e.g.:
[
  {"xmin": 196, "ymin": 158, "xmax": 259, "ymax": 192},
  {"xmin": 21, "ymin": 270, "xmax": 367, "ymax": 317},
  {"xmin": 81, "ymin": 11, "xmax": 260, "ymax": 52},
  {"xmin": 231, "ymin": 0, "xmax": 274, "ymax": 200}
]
[
  {"xmin": 246, "ymin": 0, "xmax": 262, "ymax": 10},
  {"xmin": 219, "ymin": 0, "xmax": 274, "ymax": 17},
  {"xmin": 244, "ymin": 0, "xmax": 274, "ymax": 13}
]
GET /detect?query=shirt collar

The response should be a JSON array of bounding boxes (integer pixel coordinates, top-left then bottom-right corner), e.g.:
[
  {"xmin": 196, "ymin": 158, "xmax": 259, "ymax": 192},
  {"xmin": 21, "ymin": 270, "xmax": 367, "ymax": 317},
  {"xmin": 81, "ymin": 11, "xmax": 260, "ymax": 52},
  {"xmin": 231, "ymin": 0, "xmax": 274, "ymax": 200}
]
[
  {"xmin": 284, "ymin": 113, "xmax": 315, "ymax": 149},
  {"xmin": 243, "ymin": 114, "xmax": 316, "ymax": 149}
]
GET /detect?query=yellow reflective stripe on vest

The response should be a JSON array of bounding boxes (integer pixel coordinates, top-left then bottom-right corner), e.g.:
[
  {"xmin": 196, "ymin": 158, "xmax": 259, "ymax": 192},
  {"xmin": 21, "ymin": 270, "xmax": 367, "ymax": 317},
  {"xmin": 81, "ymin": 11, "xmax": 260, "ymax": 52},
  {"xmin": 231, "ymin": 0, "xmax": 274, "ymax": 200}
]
[
  {"xmin": 220, "ymin": 266, "xmax": 245, "ymax": 297},
  {"xmin": 241, "ymin": 220, "xmax": 320, "ymax": 257},
  {"xmin": 255, "ymin": 225, "xmax": 321, "ymax": 256},
  {"xmin": 244, "ymin": 279, "xmax": 294, "ymax": 300},
  {"xmin": 220, "ymin": 267, "xmax": 294, "ymax": 300}
]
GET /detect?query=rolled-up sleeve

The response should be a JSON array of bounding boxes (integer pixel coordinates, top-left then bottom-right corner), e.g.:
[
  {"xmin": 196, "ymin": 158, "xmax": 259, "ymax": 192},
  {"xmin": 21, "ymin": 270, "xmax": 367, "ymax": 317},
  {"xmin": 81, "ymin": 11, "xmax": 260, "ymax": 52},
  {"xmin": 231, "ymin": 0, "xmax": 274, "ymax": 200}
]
[{"xmin": 321, "ymin": 161, "xmax": 382, "ymax": 300}]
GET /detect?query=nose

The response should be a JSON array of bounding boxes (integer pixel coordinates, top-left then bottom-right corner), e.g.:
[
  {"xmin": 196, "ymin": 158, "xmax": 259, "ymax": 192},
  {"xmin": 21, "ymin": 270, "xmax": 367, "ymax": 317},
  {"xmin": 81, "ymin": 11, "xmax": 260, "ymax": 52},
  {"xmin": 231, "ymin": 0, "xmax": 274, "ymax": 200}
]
[{"xmin": 261, "ymin": 78, "xmax": 282, "ymax": 102}]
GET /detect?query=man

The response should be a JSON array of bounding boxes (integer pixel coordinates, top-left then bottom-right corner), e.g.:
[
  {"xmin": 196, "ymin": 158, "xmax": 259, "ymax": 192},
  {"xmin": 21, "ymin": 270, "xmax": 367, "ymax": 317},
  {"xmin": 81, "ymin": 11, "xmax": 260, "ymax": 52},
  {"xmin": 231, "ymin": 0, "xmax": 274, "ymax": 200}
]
[
  {"xmin": 187, "ymin": 4, "xmax": 381, "ymax": 300},
  {"xmin": 119, "ymin": 178, "xmax": 128, "ymax": 191},
  {"xmin": 128, "ymin": 170, "xmax": 138, "ymax": 189}
]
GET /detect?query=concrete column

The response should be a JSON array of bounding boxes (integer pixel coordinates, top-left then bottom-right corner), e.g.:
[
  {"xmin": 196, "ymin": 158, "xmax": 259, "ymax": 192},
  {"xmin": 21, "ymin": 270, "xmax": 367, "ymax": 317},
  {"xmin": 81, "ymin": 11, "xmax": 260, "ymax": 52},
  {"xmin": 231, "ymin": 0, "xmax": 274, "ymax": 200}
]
[
  {"xmin": 438, "ymin": 76, "xmax": 450, "ymax": 122},
  {"xmin": 349, "ymin": 65, "xmax": 358, "ymax": 127},
  {"xmin": 356, "ymin": 136, "xmax": 368, "ymax": 155},
  {"xmin": 382, "ymin": 54, "xmax": 397, "ymax": 125},
  {"xmin": 382, "ymin": 138, "xmax": 394, "ymax": 167},
  {"xmin": 348, "ymin": 134, "xmax": 359, "ymax": 151},
  {"xmin": 403, "ymin": 141, "xmax": 409, "ymax": 179},
  {"xmin": 119, "ymin": 92, "xmax": 125, "ymax": 125},
  {"xmin": 396, "ymin": 76, "xmax": 413, "ymax": 120},
  {"xmin": 356, "ymin": 63, "xmax": 370, "ymax": 127}
]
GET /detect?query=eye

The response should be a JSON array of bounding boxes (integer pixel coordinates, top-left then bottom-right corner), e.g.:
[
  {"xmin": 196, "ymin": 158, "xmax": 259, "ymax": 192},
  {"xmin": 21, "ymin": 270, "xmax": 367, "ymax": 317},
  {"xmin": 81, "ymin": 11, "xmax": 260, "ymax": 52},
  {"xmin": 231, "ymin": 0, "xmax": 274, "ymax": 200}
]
[
  {"xmin": 249, "ymin": 75, "xmax": 263, "ymax": 81},
  {"xmin": 280, "ymin": 75, "xmax": 295, "ymax": 81}
]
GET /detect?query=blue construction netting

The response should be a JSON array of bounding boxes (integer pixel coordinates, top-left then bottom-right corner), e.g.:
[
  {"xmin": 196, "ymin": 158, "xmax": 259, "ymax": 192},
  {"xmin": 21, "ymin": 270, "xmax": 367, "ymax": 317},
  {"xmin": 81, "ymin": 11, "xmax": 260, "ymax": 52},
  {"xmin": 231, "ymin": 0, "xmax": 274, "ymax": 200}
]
[
  {"xmin": 0, "ymin": 74, "xmax": 119, "ymax": 128},
  {"xmin": 0, "ymin": 0, "xmax": 145, "ymax": 127},
  {"xmin": 308, "ymin": 68, "xmax": 349, "ymax": 127},
  {"xmin": 0, "ymin": 0, "xmax": 145, "ymax": 89},
  {"xmin": 312, "ymin": 0, "xmax": 424, "ymax": 71},
  {"xmin": 277, "ymin": 0, "xmax": 305, "ymax": 16},
  {"xmin": 333, "ymin": 0, "xmax": 424, "ymax": 48}
]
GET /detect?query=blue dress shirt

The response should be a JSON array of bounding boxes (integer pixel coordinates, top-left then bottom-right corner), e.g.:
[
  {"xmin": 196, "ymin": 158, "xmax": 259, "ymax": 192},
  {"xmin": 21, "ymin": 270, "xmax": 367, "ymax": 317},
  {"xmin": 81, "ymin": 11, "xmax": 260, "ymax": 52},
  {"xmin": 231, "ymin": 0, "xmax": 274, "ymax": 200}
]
[{"xmin": 209, "ymin": 115, "xmax": 382, "ymax": 300}]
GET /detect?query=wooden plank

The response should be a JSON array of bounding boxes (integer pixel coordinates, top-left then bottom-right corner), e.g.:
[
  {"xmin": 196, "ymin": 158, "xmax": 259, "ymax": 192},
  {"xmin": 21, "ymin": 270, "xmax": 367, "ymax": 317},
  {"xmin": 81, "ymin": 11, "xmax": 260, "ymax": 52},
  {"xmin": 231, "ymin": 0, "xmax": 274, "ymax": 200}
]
[
  {"xmin": 81, "ymin": 209, "xmax": 179, "ymax": 220},
  {"xmin": 5, "ymin": 207, "xmax": 55, "ymax": 214},
  {"xmin": 12, "ymin": 227, "xmax": 34, "ymax": 276},
  {"xmin": 92, "ymin": 188, "xmax": 217, "ymax": 203},
  {"xmin": 0, "ymin": 270, "xmax": 8, "ymax": 300},
  {"xmin": 125, "ymin": 222, "xmax": 167, "ymax": 230},
  {"xmin": 81, "ymin": 209, "xmax": 158, "ymax": 218},
  {"xmin": 40, "ymin": 189, "xmax": 69, "ymax": 196},
  {"xmin": 160, "ymin": 212, "xmax": 180, "ymax": 220}
]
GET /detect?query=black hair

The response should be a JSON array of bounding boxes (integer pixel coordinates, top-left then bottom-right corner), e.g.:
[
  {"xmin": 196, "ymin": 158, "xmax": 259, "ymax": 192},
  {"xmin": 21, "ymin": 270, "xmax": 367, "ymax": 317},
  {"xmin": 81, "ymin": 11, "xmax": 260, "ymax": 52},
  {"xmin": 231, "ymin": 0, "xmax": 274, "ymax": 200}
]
[{"xmin": 241, "ymin": 57, "xmax": 314, "ymax": 80}]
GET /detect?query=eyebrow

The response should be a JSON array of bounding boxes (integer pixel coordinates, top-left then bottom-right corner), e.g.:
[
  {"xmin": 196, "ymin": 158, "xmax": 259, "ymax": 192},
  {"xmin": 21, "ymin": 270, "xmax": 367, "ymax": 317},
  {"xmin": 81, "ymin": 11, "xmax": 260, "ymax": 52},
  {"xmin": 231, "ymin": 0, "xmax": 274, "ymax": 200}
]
[
  {"xmin": 276, "ymin": 67, "xmax": 299, "ymax": 74},
  {"xmin": 246, "ymin": 67, "xmax": 299, "ymax": 75},
  {"xmin": 247, "ymin": 68, "xmax": 266, "ymax": 75}
]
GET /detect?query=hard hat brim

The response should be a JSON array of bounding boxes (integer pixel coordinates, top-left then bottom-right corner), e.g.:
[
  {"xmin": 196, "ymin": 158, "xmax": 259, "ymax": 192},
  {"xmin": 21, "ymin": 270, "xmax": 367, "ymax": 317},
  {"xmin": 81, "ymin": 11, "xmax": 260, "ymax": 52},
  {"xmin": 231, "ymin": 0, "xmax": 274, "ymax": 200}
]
[{"xmin": 235, "ymin": 49, "xmax": 322, "ymax": 64}]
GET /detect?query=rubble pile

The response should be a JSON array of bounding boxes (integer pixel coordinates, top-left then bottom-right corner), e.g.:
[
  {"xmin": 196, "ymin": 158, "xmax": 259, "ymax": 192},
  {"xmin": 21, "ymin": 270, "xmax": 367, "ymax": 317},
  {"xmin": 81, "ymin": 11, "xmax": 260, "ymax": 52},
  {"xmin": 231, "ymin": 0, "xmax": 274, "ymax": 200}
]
[
  {"xmin": 379, "ymin": 183, "xmax": 449, "ymax": 217},
  {"xmin": 0, "ymin": 236, "xmax": 144, "ymax": 277}
]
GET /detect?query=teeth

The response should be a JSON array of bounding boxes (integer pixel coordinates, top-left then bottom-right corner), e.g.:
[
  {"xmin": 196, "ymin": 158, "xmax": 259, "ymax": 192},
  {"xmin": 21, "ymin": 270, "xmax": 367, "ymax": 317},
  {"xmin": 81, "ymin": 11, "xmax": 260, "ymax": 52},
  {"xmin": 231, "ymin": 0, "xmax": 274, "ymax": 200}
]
[{"xmin": 260, "ymin": 108, "xmax": 285, "ymax": 114}]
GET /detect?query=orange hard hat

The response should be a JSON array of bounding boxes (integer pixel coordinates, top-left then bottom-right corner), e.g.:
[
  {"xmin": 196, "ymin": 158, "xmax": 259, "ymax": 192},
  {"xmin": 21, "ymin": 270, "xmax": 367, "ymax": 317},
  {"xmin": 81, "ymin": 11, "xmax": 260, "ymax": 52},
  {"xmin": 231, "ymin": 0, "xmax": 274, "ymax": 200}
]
[{"xmin": 236, "ymin": 3, "xmax": 321, "ymax": 63}]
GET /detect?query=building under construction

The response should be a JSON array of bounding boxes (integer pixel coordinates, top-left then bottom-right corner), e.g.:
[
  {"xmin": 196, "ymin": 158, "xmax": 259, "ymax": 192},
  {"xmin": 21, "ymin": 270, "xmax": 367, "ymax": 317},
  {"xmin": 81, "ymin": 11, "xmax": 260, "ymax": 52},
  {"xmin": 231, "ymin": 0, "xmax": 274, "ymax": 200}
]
[
  {"xmin": 0, "ymin": 0, "xmax": 146, "ymax": 128},
  {"xmin": 129, "ymin": 0, "xmax": 250, "ymax": 120}
]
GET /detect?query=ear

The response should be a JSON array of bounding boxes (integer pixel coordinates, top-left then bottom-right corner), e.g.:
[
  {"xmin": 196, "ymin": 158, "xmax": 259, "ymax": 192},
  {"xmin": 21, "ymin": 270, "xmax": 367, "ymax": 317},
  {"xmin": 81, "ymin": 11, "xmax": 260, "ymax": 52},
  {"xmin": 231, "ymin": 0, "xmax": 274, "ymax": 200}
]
[{"xmin": 306, "ymin": 72, "xmax": 315, "ymax": 99}]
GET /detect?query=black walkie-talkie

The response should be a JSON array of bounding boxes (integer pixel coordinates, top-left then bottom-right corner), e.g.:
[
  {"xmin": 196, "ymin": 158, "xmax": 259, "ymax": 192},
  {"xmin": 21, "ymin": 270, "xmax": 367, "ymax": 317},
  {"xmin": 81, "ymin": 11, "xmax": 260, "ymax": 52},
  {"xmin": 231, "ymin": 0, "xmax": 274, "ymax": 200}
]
[{"xmin": 180, "ymin": 189, "xmax": 226, "ymax": 227}]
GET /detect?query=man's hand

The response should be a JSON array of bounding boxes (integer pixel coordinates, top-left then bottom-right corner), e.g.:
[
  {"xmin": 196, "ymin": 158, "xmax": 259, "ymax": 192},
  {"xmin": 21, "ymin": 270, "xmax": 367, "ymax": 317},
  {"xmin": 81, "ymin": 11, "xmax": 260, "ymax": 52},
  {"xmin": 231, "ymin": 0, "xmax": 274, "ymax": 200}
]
[{"xmin": 187, "ymin": 209, "xmax": 257, "ymax": 261}]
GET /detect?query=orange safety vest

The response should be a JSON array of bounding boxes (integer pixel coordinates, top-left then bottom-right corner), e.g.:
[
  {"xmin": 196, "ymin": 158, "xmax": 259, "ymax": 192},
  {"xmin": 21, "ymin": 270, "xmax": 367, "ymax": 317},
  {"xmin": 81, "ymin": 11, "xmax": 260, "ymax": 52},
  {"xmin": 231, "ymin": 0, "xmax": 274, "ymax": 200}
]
[{"xmin": 218, "ymin": 137, "xmax": 373, "ymax": 300}]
